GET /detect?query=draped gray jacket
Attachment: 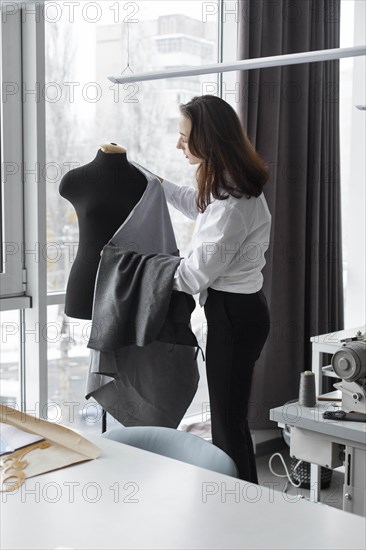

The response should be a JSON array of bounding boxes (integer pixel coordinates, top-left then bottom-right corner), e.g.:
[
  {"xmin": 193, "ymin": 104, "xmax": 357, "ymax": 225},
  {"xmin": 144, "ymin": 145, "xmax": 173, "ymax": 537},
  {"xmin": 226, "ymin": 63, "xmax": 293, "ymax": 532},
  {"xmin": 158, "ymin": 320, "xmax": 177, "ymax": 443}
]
[{"xmin": 85, "ymin": 163, "xmax": 200, "ymax": 428}]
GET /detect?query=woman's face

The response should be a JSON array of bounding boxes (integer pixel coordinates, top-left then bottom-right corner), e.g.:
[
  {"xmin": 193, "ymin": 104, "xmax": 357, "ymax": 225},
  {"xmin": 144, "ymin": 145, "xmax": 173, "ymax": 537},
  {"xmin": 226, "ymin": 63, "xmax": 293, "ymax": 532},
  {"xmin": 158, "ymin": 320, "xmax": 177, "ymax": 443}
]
[{"xmin": 176, "ymin": 115, "xmax": 202, "ymax": 165}]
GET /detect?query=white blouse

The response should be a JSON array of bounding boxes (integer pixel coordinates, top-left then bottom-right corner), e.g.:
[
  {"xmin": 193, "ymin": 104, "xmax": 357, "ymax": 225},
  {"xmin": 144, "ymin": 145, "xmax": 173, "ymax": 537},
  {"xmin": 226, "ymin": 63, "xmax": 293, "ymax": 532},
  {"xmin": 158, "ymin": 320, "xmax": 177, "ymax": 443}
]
[{"xmin": 162, "ymin": 179, "xmax": 272, "ymax": 306}]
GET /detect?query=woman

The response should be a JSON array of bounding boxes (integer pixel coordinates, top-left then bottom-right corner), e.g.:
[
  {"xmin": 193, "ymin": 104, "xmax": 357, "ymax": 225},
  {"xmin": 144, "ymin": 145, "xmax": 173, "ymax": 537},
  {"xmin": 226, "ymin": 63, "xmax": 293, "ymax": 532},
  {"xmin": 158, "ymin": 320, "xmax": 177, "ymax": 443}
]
[{"xmin": 160, "ymin": 95, "xmax": 271, "ymax": 483}]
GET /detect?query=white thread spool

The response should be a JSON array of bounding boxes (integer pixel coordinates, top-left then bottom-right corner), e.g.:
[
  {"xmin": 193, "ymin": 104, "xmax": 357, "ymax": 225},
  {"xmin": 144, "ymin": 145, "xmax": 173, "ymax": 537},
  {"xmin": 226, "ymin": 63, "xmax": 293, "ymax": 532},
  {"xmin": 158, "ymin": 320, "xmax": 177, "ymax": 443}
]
[{"xmin": 298, "ymin": 370, "xmax": 316, "ymax": 407}]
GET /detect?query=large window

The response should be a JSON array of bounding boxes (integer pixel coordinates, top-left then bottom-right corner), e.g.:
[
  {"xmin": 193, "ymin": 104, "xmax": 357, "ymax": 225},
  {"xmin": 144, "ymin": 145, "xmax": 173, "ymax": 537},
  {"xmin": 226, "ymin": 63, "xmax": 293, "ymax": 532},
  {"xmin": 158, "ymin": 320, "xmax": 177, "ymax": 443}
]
[
  {"xmin": 45, "ymin": 0, "xmax": 218, "ymax": 294},
  {"xmin": 44, "ymin": 0, "xmax": 220, "ymax": 430}
]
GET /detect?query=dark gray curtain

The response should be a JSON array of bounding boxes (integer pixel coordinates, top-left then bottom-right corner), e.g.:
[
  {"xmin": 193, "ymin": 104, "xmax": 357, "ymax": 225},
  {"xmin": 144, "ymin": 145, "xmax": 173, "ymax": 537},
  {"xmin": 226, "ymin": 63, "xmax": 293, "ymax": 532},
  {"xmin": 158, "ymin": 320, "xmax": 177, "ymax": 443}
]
[{"xmin": 238, "ymin": 0, "xmax": 344, "ymax": 428}]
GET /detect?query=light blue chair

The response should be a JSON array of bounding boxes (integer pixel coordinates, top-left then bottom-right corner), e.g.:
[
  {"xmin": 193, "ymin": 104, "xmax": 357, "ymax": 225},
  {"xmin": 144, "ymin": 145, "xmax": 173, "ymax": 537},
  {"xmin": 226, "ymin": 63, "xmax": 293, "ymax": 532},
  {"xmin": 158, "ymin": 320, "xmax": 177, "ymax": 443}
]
[{"xmin": 102, "ymin": 425, "xmax": 238, "ymax": 477}]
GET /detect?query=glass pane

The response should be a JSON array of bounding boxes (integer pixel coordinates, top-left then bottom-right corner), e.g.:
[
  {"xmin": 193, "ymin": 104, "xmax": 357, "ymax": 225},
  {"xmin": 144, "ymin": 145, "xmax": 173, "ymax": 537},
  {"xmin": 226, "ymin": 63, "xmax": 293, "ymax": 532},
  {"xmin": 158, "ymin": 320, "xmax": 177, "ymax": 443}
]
[
  {"xmin": 0, "ymin": 83, "xmax": 2, "ymax": 274},
  {"xmin": 45, "ymin": 1, "xmax": 218, "ymax": 426},
  {"xmin": 0, "ymin": 13, "xmax": 3, "ymax": 274},
  {"xmin": 340, "ymin": 0, "xmax": 355, "ymax": 47},
  {"xmin": 340, "ymin": 0, "xmax": 365, "ymax": 326},
  {"xmin": 0, "ymin": 7, "xmax": 24, "ymax": 297},
  {"xmin": 45, "ymin": 0, "xmax": 218, "ymax": 293},
  {"xmin": 47, "ymin": 304, "xmax": 104, "ymax": 434},
  {"xmin": 0, "ymin": 310, "xmax": 21, "ymax": 407}
]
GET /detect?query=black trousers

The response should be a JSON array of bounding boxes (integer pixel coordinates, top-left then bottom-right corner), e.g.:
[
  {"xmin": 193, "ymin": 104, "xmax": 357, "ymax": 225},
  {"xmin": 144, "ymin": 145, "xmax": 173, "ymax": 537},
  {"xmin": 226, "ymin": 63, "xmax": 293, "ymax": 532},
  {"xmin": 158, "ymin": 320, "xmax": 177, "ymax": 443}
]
[{"xmin": 204, "ymin": 288, "xmax": 270, "ymax": 482}]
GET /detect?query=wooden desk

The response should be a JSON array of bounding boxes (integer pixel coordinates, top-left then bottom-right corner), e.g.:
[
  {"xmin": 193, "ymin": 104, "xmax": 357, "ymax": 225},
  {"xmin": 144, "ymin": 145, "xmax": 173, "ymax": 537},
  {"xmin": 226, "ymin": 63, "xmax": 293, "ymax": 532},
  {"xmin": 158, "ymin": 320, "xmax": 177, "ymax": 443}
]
[{"xmin": 1, "ymin": 435, "xmax": 366, "ymax": 549}]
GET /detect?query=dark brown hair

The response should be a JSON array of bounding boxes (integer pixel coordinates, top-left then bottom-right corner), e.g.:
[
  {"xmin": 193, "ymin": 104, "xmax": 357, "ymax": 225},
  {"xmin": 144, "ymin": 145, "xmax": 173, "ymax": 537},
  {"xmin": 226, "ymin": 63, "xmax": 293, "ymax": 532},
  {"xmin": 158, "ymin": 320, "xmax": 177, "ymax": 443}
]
[{"xmin": 179, "ymin": 95, "xmax": 269, "ymax": 213}]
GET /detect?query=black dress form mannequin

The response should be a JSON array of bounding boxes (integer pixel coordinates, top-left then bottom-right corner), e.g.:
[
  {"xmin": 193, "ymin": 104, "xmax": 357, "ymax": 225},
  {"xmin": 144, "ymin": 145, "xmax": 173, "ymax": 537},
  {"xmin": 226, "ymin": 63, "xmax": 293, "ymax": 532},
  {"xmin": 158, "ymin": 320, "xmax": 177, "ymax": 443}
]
[{"xmin": 59, "ymin": 145, "xmax": 147, "ymax": 320}]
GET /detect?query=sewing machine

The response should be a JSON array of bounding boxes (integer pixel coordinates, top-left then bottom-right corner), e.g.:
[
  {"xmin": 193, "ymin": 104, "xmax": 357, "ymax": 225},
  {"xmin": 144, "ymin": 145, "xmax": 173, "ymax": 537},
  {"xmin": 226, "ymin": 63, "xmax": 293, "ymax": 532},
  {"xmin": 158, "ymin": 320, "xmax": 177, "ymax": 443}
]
[
  {"xmin": 332, "ymin": 332, "xmax": 366, "ymax": 414},
  {"xmin": 270, "ymin": 328, "xmax": 366, "ymax": 516}
]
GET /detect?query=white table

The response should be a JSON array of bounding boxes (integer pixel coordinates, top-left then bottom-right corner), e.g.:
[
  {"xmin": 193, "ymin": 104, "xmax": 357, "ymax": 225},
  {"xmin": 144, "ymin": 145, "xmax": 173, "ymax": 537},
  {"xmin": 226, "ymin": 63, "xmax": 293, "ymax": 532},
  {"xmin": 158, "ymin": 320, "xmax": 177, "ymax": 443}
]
[
  {"xmin": 270, "ymin": 402, "xmax": 366, "ymax": 516},
  {"xmin": 1, "ymin": 435, "xmax": 366, "ymax": 549},
  {"xmin": 309, "ymin": 326, "xmax": 365, "ymax": 506}
]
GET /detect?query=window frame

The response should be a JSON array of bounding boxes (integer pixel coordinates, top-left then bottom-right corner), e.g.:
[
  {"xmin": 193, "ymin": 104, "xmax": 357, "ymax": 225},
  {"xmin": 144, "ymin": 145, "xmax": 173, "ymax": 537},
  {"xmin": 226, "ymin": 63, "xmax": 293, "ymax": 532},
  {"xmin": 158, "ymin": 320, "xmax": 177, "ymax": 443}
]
[
  {"xmin": 1, "ymin": 1, "xmax": 47, "ymax": 414},
  {"xmin": 0, "ymin": 4, "xmax": 25, "ymax": 299}
]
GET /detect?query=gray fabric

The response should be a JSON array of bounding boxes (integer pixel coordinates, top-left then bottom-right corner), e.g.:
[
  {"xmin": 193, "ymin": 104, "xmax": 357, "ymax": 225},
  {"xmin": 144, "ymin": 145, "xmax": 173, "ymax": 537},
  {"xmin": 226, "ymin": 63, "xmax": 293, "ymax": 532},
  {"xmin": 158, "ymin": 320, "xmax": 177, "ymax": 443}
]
[
  {"xmin": 110, "ymin": 162, "xmax": 177, "ymax": 254},
  {"xmin": 86, "ymin": 341, "xmax": 199, "ymax": 428},
  {"xmin": 238, "ymin": 0, "xmax": 344, "ymax": 428},
  {"xmin": 102, "ymin": 426, "xmax": 238, "ymax": 477},
  {"xmin": 85, "ymin": 162, "xmax": 199, "ymax": 428},
  {"xmin": 87, "ymin": 248, "xmax": 197, "ymax": 351}
]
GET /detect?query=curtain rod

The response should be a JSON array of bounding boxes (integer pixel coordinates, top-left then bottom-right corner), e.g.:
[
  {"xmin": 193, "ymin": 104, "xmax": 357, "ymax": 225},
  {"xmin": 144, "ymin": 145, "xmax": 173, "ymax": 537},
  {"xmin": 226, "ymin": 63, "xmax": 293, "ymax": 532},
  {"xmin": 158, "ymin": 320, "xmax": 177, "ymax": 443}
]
[{"xmin": 109, "ymin": 45, "xmax": 366, "ymax": 84}]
